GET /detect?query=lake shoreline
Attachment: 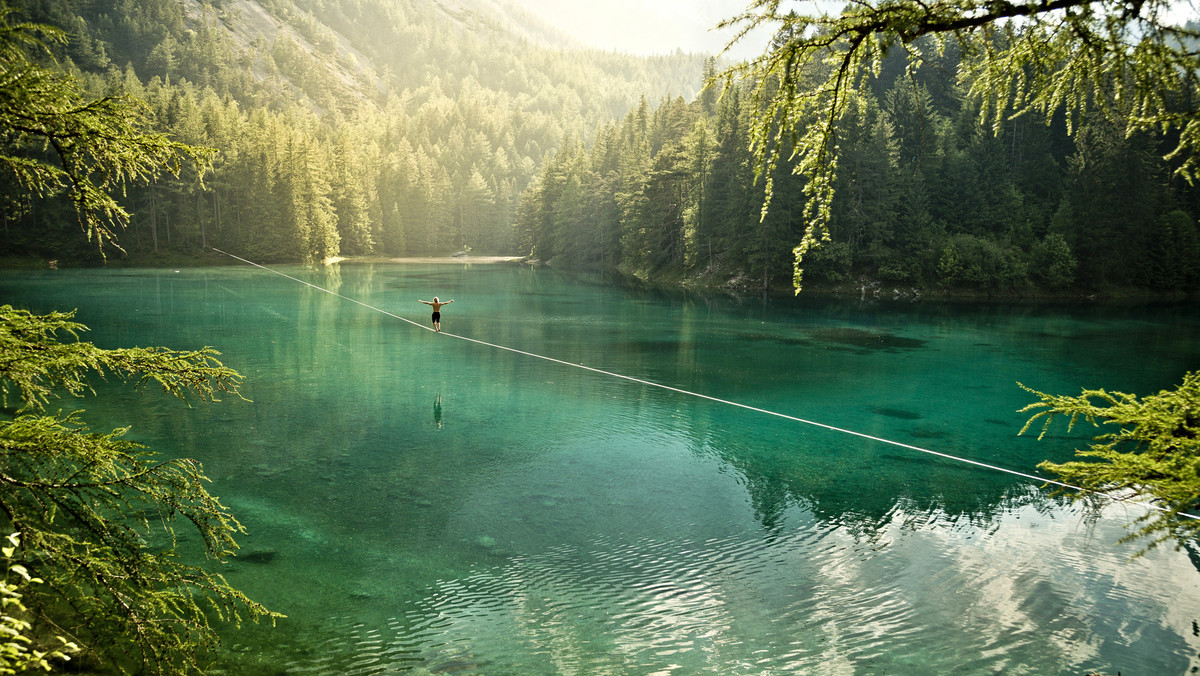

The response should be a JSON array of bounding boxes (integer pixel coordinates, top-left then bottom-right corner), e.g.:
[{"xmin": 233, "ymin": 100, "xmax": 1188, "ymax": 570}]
[
  {"xmin": 583, "ymin": 262, "xmax": 1200, "ymax": 304},
  {"xmin": 357, "ymin": 255, "xmax": 526, "ymax": 265},
  {"xmin": 0, "ymin": 252, "xmax": 529, "ymax": 270},
  {"xmin": 5, "ymin": 252, "xmax": 1195, "ymax": 303}
]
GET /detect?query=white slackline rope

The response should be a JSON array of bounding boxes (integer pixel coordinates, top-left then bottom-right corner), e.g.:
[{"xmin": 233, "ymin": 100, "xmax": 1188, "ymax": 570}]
[
  {"xmin": 213, "ymin": 248, "xmax": 1199, "ymax": 521},
  {"xmin": 214, "ymin": 249, "xmax": 433, "ymax": 330}
]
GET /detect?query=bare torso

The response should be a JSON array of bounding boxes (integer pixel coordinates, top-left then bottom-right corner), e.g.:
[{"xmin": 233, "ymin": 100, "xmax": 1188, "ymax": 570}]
[{"xmin": 420, "ymin": 299, "xmax": 454, "ymax": 312}]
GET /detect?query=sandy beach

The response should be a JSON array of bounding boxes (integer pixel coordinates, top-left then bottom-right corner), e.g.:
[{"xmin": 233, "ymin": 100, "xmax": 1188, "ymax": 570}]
[{"xmin": 386, "ymin": 256, "xmax": 524, "ymax": 264}]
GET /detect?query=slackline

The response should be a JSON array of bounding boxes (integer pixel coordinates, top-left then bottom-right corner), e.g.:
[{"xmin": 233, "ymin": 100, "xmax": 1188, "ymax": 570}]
[{"xmin": 212, "ymin": 248, "xmax": 1199, "ymax": 522}]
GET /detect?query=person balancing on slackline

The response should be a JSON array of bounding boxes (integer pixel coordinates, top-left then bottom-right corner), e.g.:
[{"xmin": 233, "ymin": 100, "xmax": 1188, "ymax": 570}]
[{"xmin": 418, "ymin": 296, "xmax": 454, "ymax": 332}]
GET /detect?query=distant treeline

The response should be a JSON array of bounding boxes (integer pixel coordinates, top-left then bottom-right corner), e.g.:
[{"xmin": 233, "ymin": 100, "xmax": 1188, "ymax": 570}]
[
  {"xmin": 0, "ymin": 0, "xmax": 706, "ymax": 262},
  {"xmin": 516, "ymin": 40, "xmax": 1200, "ymax": 296},
  {"xmin": 3, "ymin": 0, "xmax": 1198, "ymax": 297}
]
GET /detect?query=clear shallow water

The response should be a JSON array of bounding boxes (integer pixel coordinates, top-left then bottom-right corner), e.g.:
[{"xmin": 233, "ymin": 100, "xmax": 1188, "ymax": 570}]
[{"xmin": 3, "ymin": 263, "xmax": 1200, "ymax": 675}]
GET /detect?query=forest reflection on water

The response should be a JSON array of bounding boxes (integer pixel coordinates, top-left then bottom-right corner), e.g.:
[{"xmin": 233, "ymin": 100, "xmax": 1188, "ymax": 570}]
[{"xmin": 2, "ymin": 263, "xmax": 1200, "ymax": 674}]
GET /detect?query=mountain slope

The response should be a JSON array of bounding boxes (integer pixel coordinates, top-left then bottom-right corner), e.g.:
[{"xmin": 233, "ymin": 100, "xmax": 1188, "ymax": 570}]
[{"xmin": 2, "ymin": 0, "xmax": 712, "ymax": 261}]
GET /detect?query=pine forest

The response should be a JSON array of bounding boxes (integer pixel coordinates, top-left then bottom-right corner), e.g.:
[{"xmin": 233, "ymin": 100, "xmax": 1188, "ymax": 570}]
[{"xmin": 2, "ymin": 0, "xmax": 1199, "ymax": 298}]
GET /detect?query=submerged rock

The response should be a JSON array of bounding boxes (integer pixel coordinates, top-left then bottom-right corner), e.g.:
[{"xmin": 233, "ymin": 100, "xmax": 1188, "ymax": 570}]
[
  {"xmin": 872, "ymin": 406, "xmax": 922, "ymax": 420},
  {"xmin": 240, "ymin": 549, "xmax": 277, "ymax": 564}
]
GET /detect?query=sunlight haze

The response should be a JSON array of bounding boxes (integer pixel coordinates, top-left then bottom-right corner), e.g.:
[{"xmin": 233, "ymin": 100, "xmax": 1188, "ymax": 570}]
[
  {"xmin": 510, "ymin": 0, "xmax": 1198, "ymax": 59},
  {"xmin": 508, "ymin": 0, "xmax": 774, "ymax": 59}
]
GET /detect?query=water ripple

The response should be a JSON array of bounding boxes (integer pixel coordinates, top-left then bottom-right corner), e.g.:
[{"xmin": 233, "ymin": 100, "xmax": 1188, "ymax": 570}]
[{"xmin": 266, "ymin": 502, "xmax": 1200, "ymax": 675}]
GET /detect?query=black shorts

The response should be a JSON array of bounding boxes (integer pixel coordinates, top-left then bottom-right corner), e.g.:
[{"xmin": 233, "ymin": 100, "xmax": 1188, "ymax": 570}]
[{"xmin": 432, "ymin": 312, "xmax": 440, "ymax": 322}]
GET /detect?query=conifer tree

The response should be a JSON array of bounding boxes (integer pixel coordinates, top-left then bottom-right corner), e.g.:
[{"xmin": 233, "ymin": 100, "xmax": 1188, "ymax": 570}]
[
  {"xmin": 0, "ymin": 11, "xmax": 276, "ymax": 672},
  {"xmin": 1020, "ymin": 375, "xmax": 1200, "ymax": 552},
  {"xmin": 0, "ymin": 306, "xmax": 278, "ymax": 673},
  {"xmin": 0, "ymin": 7, "xmax": 209, "ymax": 256},
  {"xmin": 721, "ymin": 0, "xmax": 1200, "ymax": 290}
]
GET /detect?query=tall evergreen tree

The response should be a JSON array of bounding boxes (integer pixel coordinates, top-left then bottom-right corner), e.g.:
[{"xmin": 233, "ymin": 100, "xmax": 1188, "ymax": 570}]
[
  {"xmin": 720, "ymin": 0, "xmax": 1200, "ymax": 289},
  {"xmin": 0, "ymin": 13, "xmax": 276, "ymax": 672}
]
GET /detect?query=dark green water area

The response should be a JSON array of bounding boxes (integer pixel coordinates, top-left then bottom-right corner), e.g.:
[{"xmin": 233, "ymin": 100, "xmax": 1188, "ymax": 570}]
[{"xmin": 4, "ymin": 262, "xmax": 1200, "ymax": 675}]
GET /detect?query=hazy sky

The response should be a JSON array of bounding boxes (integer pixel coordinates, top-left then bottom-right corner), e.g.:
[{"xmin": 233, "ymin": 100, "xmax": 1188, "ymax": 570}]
[
  {"xmin": 509, "ymin": 0, "xmax": 777, "ymax": 59},
  {"xmin": 512, "ymin": 0, "xmax": 1199, "ymax": 59}
]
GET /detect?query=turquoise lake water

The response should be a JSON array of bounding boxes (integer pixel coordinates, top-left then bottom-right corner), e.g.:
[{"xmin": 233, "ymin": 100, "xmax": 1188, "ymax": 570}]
[{"xmin": 3, "ymin": 262, "xmax": 1200, "ymax": 675}]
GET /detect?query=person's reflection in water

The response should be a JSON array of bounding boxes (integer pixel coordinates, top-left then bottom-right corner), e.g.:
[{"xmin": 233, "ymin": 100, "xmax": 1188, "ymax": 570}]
[{"xmin": 433, "ymin": 394, "xmax": 443, "ymax": 430}]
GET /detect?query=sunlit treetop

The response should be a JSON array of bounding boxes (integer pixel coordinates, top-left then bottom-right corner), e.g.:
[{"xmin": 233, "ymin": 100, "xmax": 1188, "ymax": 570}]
[
  {"xmin": 718, "ymin": 0, "xmax": 1200, "ymax": 290},
  {"xmin": 0, "ymin": 7, "xmax": 211, "ymax": 256}
]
